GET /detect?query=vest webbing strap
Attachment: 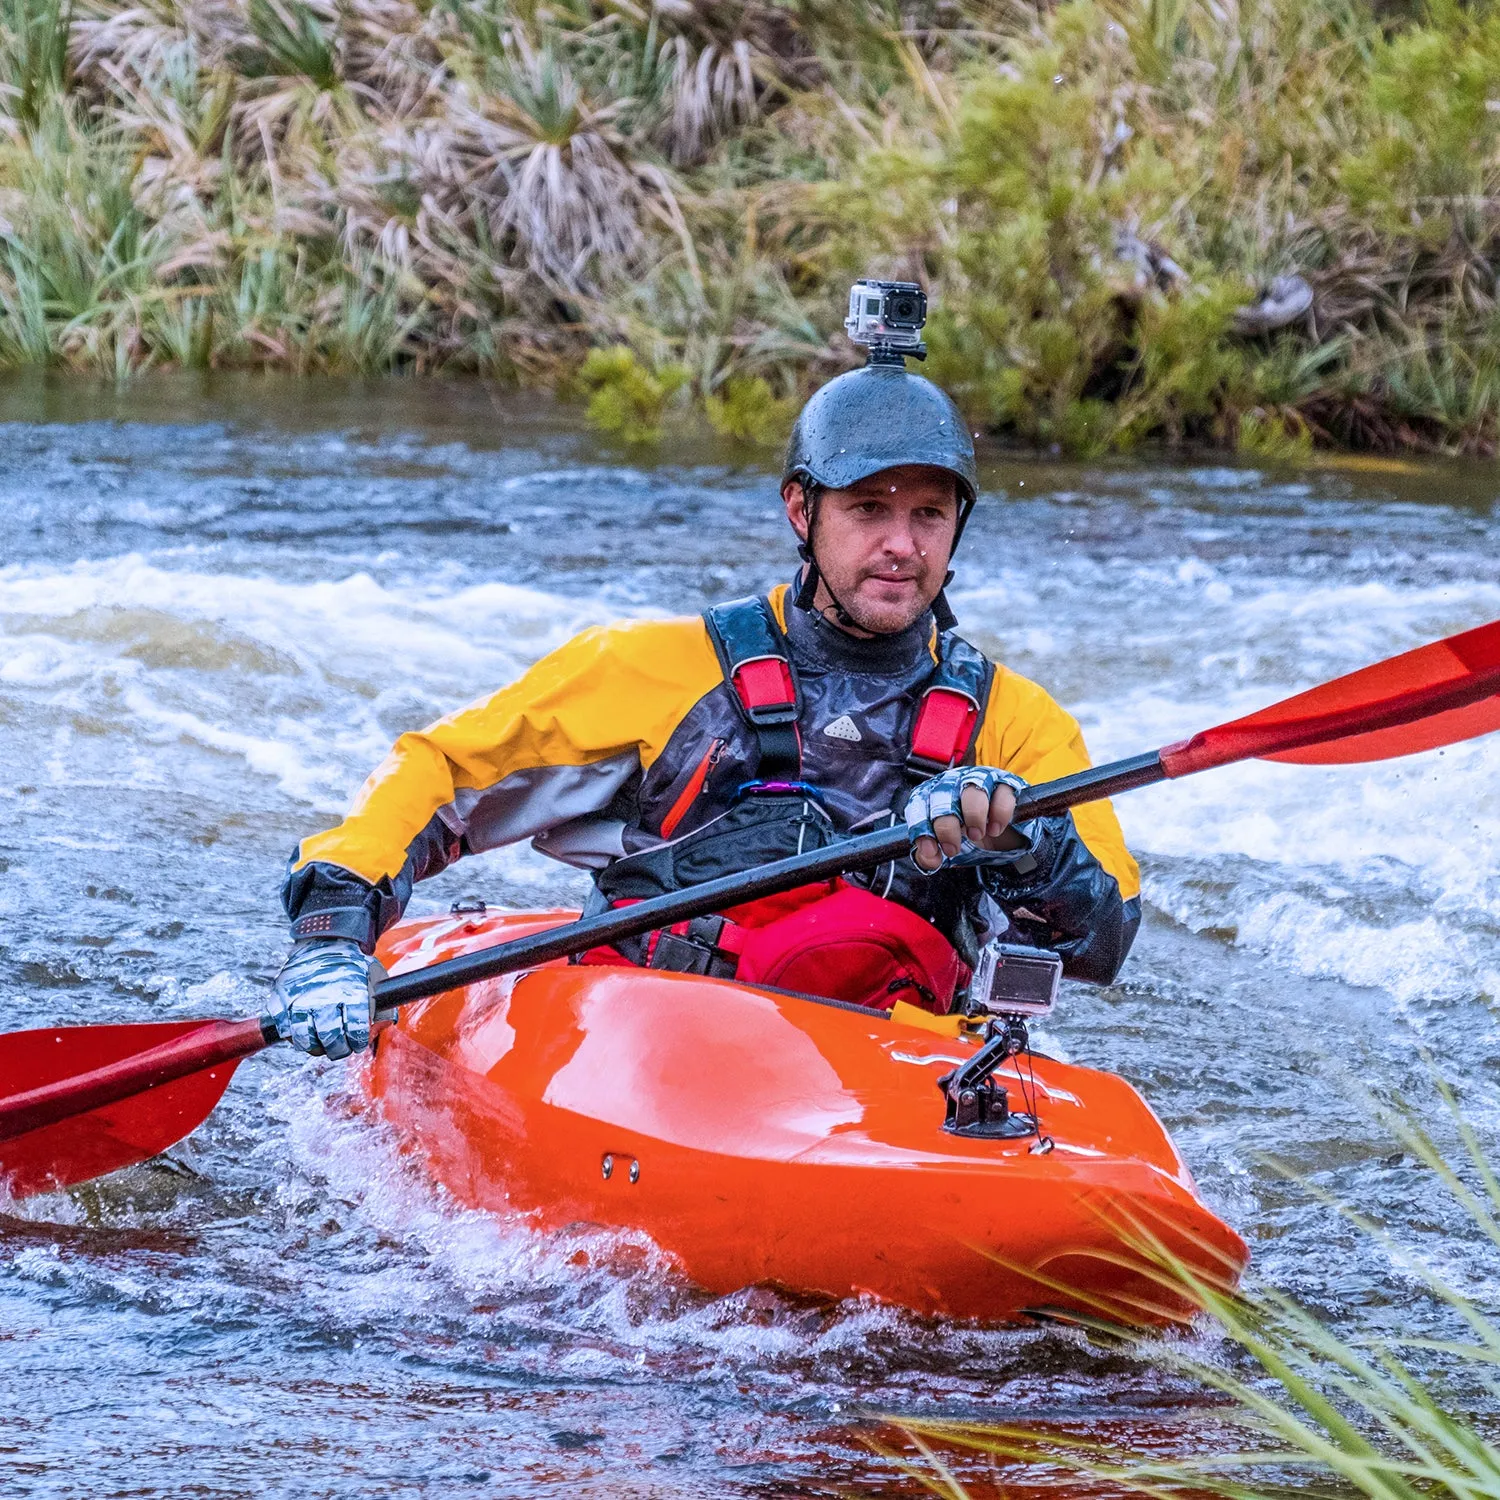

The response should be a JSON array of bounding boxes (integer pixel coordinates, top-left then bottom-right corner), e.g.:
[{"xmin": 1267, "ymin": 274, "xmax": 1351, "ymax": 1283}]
[
  {"xmin": 729, "ymin": 656, "xmax": 800, "ymax": 781},
  {"xmin": 703, "ymin": 599, "xmax": 801, "ymax": 781},
  {"xmin": 907, "ymin": 686, "xmax": 980, "ymax": 774}
]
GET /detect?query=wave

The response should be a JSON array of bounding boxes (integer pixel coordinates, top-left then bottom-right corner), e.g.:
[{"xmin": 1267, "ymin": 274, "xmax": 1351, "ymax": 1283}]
[
  {"xmin": 0, "ymin": 555, "xmax": 639, "ymax": 810},
  {"xmin": 953, "ymin": 573, "xmax": 1500, "ymax": 1001},
  {"xmin": 3, "ymin": 547, "xmax": 1496, "ymax": 996},
  {"xmin": 955, "ymin": 571, "xmax": 1500, "ymax": 708}
]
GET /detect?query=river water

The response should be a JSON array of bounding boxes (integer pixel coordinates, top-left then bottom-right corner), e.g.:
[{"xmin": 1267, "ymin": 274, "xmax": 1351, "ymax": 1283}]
[{"xmin": 1, "ymin": 374, "xmax": 1496, "ymax": 1498}]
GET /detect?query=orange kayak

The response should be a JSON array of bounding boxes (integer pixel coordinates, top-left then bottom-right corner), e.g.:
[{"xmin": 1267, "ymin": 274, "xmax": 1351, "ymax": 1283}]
[{"xmin": 368, "ymin": 909, "xmax": 1248, "ymax": 1326}]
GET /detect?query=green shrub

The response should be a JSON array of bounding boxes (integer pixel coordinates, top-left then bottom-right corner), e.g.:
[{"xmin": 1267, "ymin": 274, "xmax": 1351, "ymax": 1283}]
[
  {"xmin": 0, "ymin": 0, "xmax": 71, "ymax": 132},
  {"xmin": 1341, "ymin": 8, "xmax": 1500, "ymax": 213},
  {"xmin": 1237, "ymin": 406, "xmax": 1314, "ymax": 460},
  {"xmin": 704, "ymin": 374, "xmax": 792, "ymax": 445},
  {"xmin": 0, "ymin": 0, "xmax": 1498, "ymax": 450},
  {"xmin": 576, "ymin": 346, "xmax": 689, "ymax": 444}
]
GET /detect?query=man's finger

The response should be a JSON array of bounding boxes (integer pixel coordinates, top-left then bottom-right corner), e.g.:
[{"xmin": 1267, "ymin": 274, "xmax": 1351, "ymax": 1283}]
[
  {"xmin": 913, "ymin": 834, "xmax": 943, "ymax": 872},
  {"xmin": 314, "ymin": 1005, "xmax": 348, "ymax": 1060},
  {"xmin": 987, "ymin": 782, "xmax": 1017, "ymax": 839},
  {"xmin": 960, "ymin": 784, "xmax": 990, "ymax": 843},
  {"xmin": 932, "ymin": 813, "xmax": 964, "ymax": 857}
]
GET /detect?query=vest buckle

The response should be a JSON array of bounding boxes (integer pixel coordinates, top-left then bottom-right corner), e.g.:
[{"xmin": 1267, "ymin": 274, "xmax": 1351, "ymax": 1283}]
[{"xmin": 730, "ymin": 655, "xmax": 798, "ymax": 724}]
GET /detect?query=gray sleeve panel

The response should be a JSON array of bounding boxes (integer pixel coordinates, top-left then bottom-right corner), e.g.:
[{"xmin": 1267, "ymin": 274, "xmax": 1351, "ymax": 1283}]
[
  {"xmin": 531, "ymin": 816, "xmax": 630, "ymax": 870},
  {"xmin": 446, "ymin": 751, "xmax": 642, "ymax": 854}
]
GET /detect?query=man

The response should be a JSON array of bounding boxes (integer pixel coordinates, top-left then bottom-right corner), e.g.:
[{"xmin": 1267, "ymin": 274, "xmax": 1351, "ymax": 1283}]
[{"xmin": 272, "ymin": 354, "xmax": 1140, "ymax": 1058}]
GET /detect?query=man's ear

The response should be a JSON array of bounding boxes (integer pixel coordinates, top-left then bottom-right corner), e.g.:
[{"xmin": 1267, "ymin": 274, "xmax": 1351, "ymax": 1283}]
[{"xmin": 782, "ymin": 480, "xmax": 810, "ymax": 542}]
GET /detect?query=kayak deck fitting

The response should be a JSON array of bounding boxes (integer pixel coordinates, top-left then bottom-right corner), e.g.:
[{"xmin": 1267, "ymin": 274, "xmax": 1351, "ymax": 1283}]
[{"xmin": 367, "ymin": 909, "xmax": 1248, "ymax": 1326}]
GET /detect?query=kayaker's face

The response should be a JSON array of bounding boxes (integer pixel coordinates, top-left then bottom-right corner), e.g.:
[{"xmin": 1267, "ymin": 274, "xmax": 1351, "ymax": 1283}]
[{"xmin": 783, "ymin": 466, "xmax": 959, "ymax": 635}]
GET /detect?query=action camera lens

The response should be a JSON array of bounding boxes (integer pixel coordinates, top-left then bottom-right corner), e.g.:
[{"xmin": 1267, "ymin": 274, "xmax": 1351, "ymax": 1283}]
[{"xmin": 890, "ymin": 296, "xmax": 917, "ymax": 323}]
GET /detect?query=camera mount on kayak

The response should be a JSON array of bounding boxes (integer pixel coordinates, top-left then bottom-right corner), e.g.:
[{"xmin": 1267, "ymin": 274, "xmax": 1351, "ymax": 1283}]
[{"xmin": 938, "ymin": 942, "xmax": 1062, "ymax": 1140}]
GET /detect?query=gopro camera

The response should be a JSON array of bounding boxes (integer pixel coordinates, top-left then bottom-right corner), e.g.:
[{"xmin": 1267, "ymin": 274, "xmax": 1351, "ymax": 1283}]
[
  {"xmin": 845, "ymin": 279, "xmax": 928, "ymax": 364},
  {"xmin": 967, "ymin": 942, "xmax": 1062, "ymax": 1018}
]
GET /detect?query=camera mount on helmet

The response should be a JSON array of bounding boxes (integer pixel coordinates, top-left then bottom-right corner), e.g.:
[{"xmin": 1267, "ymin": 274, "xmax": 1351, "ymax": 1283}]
[{"xmin": 845, "ymin": 280, "xmax": 928, "ymax": 366}]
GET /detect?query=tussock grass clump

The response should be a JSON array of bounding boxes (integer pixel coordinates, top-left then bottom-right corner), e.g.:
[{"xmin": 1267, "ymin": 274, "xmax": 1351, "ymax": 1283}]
[{"xmin": 5, "ymin": 0, "xmax": 1500, "ymax": 452}]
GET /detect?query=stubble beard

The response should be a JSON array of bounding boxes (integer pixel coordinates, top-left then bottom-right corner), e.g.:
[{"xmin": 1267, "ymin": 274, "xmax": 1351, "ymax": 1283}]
[{"xmin": 821, "ymin": 572, "xmax": 937, "ymax": 636}]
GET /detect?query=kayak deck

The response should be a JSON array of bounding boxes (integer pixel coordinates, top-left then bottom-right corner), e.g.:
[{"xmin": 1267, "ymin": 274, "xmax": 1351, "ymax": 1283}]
[{"xmin": 368, "ymin": 911, "xmax": 1247, "ymax": 1325}]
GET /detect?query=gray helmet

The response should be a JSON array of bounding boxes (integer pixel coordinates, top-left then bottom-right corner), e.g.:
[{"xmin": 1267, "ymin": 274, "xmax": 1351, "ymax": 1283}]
[
  {"xmin": 783, "ymin": 363, "xmax": 977, "ymax": 630},
  {"xmin": 782, "ymin": 363, "xmax": 977, "ymax": 508}
]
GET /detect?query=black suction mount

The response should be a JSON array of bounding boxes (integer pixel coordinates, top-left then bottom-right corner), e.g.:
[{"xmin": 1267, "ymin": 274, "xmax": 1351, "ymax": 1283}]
[{"xmin": 937, "ymin": 1016, "xmax": 1040, "ymax": 1139}]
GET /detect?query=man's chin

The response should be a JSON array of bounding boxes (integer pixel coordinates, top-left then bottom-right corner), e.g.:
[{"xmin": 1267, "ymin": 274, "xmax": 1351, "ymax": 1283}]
[{"xmin": 842, "ymin": 584, "xmax": 932, "ymax": 635}]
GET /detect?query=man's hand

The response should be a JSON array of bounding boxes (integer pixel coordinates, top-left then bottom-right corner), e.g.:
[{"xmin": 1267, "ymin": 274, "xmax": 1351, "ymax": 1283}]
[
  {"xmin": 269, "ymin": 938, "xmax": 376, "ymax": 1059},
  {"xmin": 905, "ymin": 766, "xmax": 1029, "ymax": 873}
]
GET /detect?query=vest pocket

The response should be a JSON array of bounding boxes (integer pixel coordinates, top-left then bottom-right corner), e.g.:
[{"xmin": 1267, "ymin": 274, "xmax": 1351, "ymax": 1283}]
[{"xmin": 659, "ymin": 738, "xmax": 726, "ymax": 838}]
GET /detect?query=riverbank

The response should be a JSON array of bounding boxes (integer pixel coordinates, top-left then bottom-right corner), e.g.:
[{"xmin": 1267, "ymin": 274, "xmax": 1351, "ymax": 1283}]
[{"xmin": 3, "ymin": 0, "xmax": 1500, "ymax": 455}]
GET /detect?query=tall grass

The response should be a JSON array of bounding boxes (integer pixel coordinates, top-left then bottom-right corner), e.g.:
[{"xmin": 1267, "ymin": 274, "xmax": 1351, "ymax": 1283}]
[
  {"xmin": 5, "ymin": 0, "xmax": 1500, "ymax": 451},
  {"xmin": 895, "ymin": 1081, "xmax": 1500, "ymax": 1499}
]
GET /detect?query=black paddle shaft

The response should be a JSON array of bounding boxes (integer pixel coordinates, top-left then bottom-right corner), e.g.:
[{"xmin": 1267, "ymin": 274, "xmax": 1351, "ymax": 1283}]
[{"xmin": 372, "ymin": 751, "xmax": 1166, "ymax": 1013}]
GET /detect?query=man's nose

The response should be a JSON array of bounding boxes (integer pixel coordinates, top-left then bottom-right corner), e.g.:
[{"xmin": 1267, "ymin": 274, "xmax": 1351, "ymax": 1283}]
[{"xmin": 881, "ymin": 521, "xmax": 920, "ymax": 558}]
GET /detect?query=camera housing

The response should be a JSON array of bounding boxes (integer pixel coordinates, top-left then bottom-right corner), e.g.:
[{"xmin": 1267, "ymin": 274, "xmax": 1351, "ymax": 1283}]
[
  {"xmin": 845, "ymin": 279, "xmax": 928, "ymax": 364},
  {"xmin": 966, "ymin": 942, "xmax": 1061, "ymax": 1018}
]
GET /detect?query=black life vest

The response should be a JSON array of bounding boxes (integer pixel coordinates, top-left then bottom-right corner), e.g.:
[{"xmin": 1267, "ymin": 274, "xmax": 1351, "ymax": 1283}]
[
  {"xmin": 592, "ymin": 595, "xmax": 991, "ymax": 916},
  {"xmin": 585, "ymin": 596, "xmax": 994, "ymax": 1002}
]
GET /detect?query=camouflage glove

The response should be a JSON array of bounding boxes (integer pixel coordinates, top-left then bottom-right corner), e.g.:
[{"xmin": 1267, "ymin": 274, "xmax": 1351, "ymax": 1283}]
[
  {"xmin": 269, "ymin": 938, "xmax": 376, "ymax": 1059},
  {"xmin": 905, "ymin": 765, "xmax": 1031, "ymax": 873}
]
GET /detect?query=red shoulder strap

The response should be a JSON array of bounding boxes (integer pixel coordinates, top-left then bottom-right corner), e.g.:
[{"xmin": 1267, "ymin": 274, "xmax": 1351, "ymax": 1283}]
[
  {"xmin": 730, "ymin": 656, "xmax": 797, "ymax": 719},
  {"xmin": 907, "ymin": 626, "xmax": 990, "ymax": 775},
  {"xmin": 908, "ymin": 686, "xmax": 980, "ymax": 774},
  {"xmin": 703, "ymin": 596, "xmax": 801, "ymax": 781}
]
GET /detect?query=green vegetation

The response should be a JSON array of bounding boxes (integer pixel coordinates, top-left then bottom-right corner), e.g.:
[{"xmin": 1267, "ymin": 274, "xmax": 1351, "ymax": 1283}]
[
  {"xmin": 896, "ymin": 1083, "xmax": 1500, "ymax": 1498},
  {"xmin": 6, "ymin": 0, "xmax": 1500, "ymax": 452}
]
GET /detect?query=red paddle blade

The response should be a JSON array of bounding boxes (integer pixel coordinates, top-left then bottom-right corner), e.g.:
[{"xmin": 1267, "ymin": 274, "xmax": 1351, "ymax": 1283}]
[
  {"xmin": 1162, "ymin": 618, "xmax": 1500, "ymax": 776},
  {"xmin": 0, "ymin": 1019, "xmax": 260, "ymax": 1198}
]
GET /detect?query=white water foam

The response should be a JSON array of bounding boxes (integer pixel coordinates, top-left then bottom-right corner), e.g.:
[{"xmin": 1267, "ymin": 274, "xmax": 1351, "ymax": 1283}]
[
  {"xmin": 8, "ymin": 546, "xmax": 1493, "ymax": 1003},
  {"xmin": 0, "ymin": 556, "xmax": 646, "ymax": 811},
  {"xmin": 958, "ymin": 571, "xmax": 1500, "ymax": 1003},
  {"xmin": 98, "ymin": 1034, "xmax": 1100, "ymax": 1412}
]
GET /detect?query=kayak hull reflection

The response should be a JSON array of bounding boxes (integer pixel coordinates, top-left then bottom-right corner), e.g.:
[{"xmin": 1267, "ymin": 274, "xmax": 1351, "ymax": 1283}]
[{"xmin": 368, "ymin": 911, "xmax": 1248, "ymax": 1325}]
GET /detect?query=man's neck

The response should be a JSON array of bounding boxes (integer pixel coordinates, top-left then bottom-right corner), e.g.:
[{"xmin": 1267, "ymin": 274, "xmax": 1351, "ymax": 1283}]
[{"xmin": 787, "ymin": 569, "xmax": 933, "ymax": 674}]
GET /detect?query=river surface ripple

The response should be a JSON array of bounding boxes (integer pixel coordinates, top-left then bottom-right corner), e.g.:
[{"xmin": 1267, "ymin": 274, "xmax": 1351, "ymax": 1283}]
[{"xmin": 1, "ymin": 375, "xmax": 1497, "ymax": 1498}]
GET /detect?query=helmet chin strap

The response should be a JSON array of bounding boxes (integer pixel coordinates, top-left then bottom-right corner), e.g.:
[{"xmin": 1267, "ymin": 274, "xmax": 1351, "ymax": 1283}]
[
  {"xmin": 792, "ymin": 483, "xmax": 861, "ymax": 630},
  {"xmin": 795, "ymin": 540, "xmax": 861, "ymax": 630},
  {"xmin": 793, "ymin": 481, "xmax": 965, "ymax": 633},
  {"xmin": 931, "ymin": 577, "xmax": 958, "ymax": 632},
  {"xmin": 931, "ymin": 493, "xmax": 976, "ymax": 627}
]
